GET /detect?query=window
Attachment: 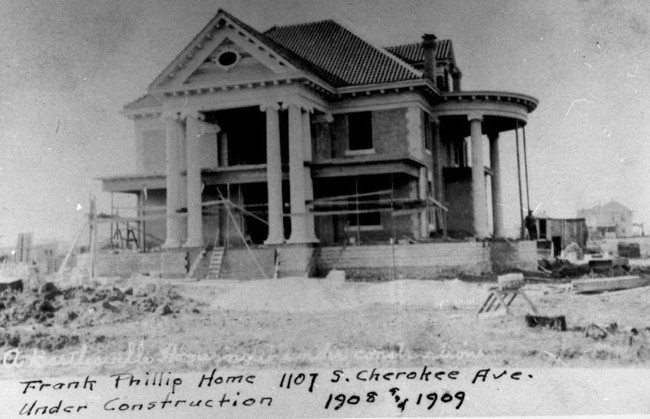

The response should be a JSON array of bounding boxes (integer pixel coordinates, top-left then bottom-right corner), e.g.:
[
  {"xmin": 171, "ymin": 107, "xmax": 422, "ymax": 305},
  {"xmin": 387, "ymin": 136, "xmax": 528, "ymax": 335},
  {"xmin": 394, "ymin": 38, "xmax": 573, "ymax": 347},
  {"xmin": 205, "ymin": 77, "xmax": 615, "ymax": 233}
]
[
  {"xmin": 453, "ymin": 139, "xmax": 465, "ymax": 167},
  {"xmin": 423, "ymin": 112, "xmax": 433, "ymax": 152},
  {"xmin": 213, "ymin": 50, "xmax": 240, "ymax": 69},
  {"xmin": 348, "ymin": 112, "xmax": 373, "ymax": 151}
]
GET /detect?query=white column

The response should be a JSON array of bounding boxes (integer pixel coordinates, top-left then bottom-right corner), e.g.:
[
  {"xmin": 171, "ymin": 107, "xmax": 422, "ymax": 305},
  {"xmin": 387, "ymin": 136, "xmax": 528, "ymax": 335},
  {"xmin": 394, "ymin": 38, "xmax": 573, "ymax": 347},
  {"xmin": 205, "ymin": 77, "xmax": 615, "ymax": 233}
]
[
  {"xmin": 286, "ymin": 103, "xmax": 309, "ymax": 244},
  {"xmin": 262, "ymin": 103, "xmax": 284, "ymax": 244},
  {"xmin": 432, "ymin": 118, "xmax": 444, "ymax": 201},
  {"xmin": 184, "ymin": 113, "xmax": 203, "ymax": 247},
  {"xmin": 163, "ymin": 113, "xmax": 184, "ymax": 248},
  {"xmin": 218, "ymin": 133, "xmax": 228, "ymax": 167},
  {"xmin": 469, "ymin": 113, "xmax": 489, "ymax": 238},
  {"xmin": 489, "ymin": 132, "xmax": 505, "ymax": 237},
  {"xmin": 302, "ymin": 110, "xmax": 318, "ymax": 242},
  {"xmin": 418, "ymin": 167, "xmax": 428, "ymax": 238}
]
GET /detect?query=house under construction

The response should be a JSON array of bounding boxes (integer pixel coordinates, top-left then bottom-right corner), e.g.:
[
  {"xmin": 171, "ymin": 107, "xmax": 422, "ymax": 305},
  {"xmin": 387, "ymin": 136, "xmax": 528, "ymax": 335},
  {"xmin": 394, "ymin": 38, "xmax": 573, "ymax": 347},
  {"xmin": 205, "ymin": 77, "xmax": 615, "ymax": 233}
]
[{"xmin": 97, "ymin": 9, "xmax": 539, "ymax": 280}]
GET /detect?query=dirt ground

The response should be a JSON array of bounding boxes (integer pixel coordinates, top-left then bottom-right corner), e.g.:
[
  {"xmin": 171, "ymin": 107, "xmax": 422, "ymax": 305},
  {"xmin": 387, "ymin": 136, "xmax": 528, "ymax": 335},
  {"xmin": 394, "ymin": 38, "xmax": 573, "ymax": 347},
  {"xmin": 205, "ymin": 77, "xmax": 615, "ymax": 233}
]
[{"xmin": 2, "ymin": 271, "xmax": 650, "ymax": 380}]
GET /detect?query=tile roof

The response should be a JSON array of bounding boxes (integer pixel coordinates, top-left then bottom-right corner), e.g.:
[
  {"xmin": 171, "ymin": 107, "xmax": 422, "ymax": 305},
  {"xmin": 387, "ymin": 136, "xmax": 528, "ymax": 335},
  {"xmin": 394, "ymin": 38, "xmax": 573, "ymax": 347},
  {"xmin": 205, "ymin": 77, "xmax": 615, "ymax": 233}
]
[
  {"xmin": 216, "ymin": 10, "xmax": 316, "ymax": 75},
  {"xmin": 124, "ymin": 94, "xmax": 162, "ymax": 110},
  {"xmin": 264, "ymin": 20, "xmax": 422, "ymax": 87},
  {"xmin": 385, "ymin": 40, "xmax": 452, "ymax": 64}
]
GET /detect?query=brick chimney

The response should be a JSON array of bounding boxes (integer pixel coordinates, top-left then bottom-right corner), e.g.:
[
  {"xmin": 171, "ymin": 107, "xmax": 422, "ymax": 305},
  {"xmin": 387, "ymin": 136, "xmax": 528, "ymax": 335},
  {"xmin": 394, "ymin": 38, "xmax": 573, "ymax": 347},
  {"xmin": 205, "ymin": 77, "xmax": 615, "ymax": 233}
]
[{"xmin": 421, "ymin": 34, "xmax": 438, "ymax": 82}]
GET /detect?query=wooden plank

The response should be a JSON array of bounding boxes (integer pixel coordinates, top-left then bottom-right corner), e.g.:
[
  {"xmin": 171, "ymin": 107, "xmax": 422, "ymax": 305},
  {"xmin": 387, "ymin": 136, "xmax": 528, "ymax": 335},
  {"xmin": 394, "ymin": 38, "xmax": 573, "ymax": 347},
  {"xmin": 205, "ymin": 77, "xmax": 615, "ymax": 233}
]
[{"xmin": 572, "ymin": 275, "xmax": 650, "ymax": 294}]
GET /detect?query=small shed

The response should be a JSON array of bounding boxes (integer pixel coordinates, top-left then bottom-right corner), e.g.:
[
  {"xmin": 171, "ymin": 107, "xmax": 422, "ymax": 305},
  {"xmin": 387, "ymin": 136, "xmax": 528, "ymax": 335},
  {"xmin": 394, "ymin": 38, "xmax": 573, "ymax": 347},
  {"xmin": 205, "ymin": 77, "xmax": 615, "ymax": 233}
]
[{"xmin": 537, "ymin": 217, "xmax": 588, "ymax": 256}]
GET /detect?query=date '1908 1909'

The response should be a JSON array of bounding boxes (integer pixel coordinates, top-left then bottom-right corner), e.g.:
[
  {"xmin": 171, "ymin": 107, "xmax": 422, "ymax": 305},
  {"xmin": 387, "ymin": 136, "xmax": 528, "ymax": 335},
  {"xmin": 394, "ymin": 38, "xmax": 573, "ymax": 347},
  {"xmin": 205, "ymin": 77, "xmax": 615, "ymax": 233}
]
[{"xmin": 323, "ymin": 388, "xmax": 464, "ymax": 412}]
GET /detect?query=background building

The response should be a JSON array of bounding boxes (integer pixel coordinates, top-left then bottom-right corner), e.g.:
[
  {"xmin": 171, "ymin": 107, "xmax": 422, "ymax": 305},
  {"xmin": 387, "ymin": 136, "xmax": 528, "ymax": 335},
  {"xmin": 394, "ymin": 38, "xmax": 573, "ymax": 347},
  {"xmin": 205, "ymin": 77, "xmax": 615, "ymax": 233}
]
[{"xmin": 577, "ymin": 201, "xmax": 633, "ymax": 238}]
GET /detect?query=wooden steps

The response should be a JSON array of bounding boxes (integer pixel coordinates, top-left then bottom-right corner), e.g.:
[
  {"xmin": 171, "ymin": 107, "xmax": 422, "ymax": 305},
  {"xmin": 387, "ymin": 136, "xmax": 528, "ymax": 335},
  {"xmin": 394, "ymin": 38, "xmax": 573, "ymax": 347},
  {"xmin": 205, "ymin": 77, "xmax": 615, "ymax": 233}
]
[{"xmin": 206, "ymin": 247, "xmax": 225, "ymax": 280}]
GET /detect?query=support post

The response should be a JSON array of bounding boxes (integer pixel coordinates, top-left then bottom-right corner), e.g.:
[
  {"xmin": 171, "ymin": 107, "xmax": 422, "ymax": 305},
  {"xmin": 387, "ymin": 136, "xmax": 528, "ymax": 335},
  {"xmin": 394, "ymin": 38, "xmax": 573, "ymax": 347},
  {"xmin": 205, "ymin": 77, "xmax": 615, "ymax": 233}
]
[
  {"xmin": 515, "ymin": 120, "xmax": 525, "ymax": 239},
  {"xmin": 261, "ymin": 102, "xmax": 284, "ymax": 244},
  {"xmin": 285, "ymin": 102, "xmax": 317, "ymax": 244},
  {"xmin": 218, "ymin": 133, "xmax": 228, "ymax": 168},
  {"xmin": 184, "ymin": 112, "xmax": 204, "ymax": 247},
  {"xmin": 163, "ymin": 112, "xmax": 185, "ymax": 248},
  {"xmin": 469, "ymin": 113, "xmax": 489, "ymax": 238},
  {"xmin": 418, "ymin": 167, "xmax": 428, "ymax": 238},
  {"xmin": 302, "ymin": 110, "xmax": 318, "ymax": 242},
  {"xmin": 489, "ymin": 132, "xmax": 505, "ymax": 237},
  {"xmin": 523, "ymin": 124, "xmax": 531, "ymax": 212},
  {"xmin": 432, "ymin": 117, "xmax": 444, "ymax": 202}
]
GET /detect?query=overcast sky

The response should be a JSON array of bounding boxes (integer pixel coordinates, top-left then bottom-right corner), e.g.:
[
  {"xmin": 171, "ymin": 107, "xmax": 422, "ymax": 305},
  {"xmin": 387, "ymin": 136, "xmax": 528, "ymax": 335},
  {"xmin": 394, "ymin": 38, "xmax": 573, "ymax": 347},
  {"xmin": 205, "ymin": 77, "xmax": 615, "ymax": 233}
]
[{"xmin": 1, "ymin": 0, "xmax": 649, "ymax": 246}]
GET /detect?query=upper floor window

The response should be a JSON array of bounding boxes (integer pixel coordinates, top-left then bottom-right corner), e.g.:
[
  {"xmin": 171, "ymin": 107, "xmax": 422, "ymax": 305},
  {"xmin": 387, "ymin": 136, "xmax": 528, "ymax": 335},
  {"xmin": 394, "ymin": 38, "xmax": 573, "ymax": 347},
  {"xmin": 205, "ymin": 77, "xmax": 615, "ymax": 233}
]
[
  {"xmin": 423, "ymin": 112, "xmax": 433, "ymax": 152},
  {"xmin": 348, "ymin": 112, "xmax": 373, "ymax": 151}
]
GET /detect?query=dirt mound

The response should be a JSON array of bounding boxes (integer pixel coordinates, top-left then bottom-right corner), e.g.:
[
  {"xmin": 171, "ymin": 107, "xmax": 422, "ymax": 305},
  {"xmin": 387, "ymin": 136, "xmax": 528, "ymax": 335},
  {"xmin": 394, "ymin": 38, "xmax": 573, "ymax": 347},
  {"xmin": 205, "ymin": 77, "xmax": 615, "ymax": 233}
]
[
  {"xmin": 212, "ymin": 277, "xmax": 359, "ymax": 312},
  {"xmin": 209, "ymin": 277, "xmax": 485, "ymax": 313},
  {"xmin": 0, "ymin": 280, "xmax": 204, "ymax": 352}
]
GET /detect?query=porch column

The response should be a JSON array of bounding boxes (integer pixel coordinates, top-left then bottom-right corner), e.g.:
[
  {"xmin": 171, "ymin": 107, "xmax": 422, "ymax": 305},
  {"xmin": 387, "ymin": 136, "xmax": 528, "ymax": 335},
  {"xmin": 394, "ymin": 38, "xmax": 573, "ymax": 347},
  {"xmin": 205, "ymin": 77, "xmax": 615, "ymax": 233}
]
[
  {"xmin": 489, "ymin": 132, "xmax": 505, "ymax": 237},
  {"xmin": 432, "ymin": 117, "xmax": 444, "ymax": 201},
  {"xmin": 261, "ymin": 102, "xmax": 284, "ymax": 244},
  {"xmin": 418, "ymin": 167, "xmax": 428, "ymax": 238},
  {"xmin": 184, "ymin": 113, "xmax": 202, "ymax": 247},
  {"xmin": 302, "ymin": 110, "xmax": 318, "ymax": 242},
  {"xmin": 469, "ymin": 113, "xmax": 489, "ymax": 238},
  {"xmin": 163, "ymin": 112, "xmax": 184, "ymax": 248},
  {"xmin": 285, "ymin": 102, "xmax": 314, "ymax": 244}
]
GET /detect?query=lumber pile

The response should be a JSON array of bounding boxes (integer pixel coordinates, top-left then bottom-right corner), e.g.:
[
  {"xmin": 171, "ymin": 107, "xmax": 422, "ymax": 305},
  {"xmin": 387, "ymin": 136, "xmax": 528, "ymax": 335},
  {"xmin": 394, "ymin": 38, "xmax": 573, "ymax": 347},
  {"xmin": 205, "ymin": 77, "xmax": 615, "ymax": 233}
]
[{"xmin": 571, "ymin": 275, "xmax": 650, "ymax": 294}]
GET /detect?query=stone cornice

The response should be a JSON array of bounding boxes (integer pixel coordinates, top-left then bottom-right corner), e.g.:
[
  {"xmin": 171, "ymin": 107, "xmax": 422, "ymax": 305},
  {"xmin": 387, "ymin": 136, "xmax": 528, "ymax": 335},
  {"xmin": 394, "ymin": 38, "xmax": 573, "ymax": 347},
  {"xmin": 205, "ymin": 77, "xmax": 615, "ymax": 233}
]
[{"xmin": 441, "ymin": 91, "xmax": 538, "ymax": 113}]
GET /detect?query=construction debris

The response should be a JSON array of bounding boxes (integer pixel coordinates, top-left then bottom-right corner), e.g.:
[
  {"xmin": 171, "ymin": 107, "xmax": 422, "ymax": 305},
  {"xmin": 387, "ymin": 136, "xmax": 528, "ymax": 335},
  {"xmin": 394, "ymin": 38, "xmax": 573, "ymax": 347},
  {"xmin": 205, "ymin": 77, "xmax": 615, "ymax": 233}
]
[
  {"xmin": 525, "ymin": 314, "xmax": 567, "ymax": 331},
  {"xmin": 571, "ymin": 275, "xmax": 650, "ymax": 294},
  {"xmin": 0, "ymin": 280, "xmax": 204, "ymax": 352},
  {"xmin": 585, "ymin": 323, "xmax": 608, "ymax": 340},
  {"xmin": 618, "ymin": 242, "xmax": 641, "ymax": 258}
]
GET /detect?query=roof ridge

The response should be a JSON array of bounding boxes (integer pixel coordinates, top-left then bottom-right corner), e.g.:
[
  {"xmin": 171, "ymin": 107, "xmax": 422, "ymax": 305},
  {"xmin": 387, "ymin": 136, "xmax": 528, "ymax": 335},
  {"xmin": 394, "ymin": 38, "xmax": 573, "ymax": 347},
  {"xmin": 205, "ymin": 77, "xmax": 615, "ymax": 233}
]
[
  {"xmin": 385, "ymin": 39, "xmax": 451, "ymax": 48},
  {"xmin": 385, "ymin": 42, "xmax": 420, "ymax": 49},
  {"xmin": 263, "ymin": 18, "xmax": 337, "ymax": 34},
  {"xmin": 325, "ymin": 19, "xmax": 423, "ymax": 80}
]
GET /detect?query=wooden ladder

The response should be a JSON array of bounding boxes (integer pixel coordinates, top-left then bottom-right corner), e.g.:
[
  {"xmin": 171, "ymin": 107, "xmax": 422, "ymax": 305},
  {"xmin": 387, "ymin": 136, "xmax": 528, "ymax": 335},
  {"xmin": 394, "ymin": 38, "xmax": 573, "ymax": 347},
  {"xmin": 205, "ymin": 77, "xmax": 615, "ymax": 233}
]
[{"xmin": 206, "ymin": 247, "xmax": 225, "ymax": 280}]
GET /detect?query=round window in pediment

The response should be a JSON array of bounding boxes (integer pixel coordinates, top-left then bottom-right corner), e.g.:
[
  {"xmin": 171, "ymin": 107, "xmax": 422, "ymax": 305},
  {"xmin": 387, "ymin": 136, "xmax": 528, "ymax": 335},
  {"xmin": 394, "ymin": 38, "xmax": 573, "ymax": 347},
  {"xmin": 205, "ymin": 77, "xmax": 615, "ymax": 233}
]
[{"xmin": 216, "ymin": 50, "xmax": 239, "ymax": 69}]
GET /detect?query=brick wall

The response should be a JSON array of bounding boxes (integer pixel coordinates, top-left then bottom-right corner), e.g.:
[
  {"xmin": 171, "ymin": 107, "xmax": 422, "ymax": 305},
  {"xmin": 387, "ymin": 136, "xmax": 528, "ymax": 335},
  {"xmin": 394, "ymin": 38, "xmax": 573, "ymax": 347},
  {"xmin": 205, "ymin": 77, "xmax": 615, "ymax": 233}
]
[
  {"xmin": 136, "ymin": 129, "xmax": 166, "ymax": 174},
  {"xmin": 372, "ymin": 108, "xmax": 408, "ymax": 155},
  {"xmin": 489, "ymin": 241, "xmax": 538, "ymax": 273},
  {"xmin": 76, "ymin": 251, "xmax": 188, "ymax": 278},
  {"xmin": 220, "ymin": 248, "xmax": 275, "ymax": 279},
  {"xmin": 405, "ymin": 107, "xmax": 422, "ymax": 157},
  {"xmin": 330, "ymin": 115, "xmax": 348, "ymax": 158},
  {"xmin": 327, "ymin": 109, "xmax": 408, "ymax": 159},
  {"xmin": 313, "ymin": 120, "xmax": 333, "ymax": 161},
  {"xmin": 316, "ymin": 241, "xmax": 537, "ymax": 280},
  {"xmin": 133, "ymin": 117, "xmax": 218, "ymax": 175},
  {"xmin": 143, "ymin": 189, "xmax": 167, "ymax": 248},
  {"xmin": 444, "ymin": 167, "xmax": 474, "ymax": 235},
  {"xmin": 317, "ymin": 242, "xmax": 490, "ymax": 280}
]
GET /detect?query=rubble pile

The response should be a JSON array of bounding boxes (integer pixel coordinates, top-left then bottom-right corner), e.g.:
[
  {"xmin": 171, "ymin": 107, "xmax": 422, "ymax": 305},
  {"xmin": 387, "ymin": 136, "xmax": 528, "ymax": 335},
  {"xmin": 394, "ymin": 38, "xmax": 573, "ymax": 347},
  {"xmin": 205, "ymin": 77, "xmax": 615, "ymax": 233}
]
[
  {"xmin": 539, "ymin": 258, "xmax": 633, "ymax": 281},
  {"xmin": 0, "ymin": 280, "xmax": 203, "ymax": 352}
]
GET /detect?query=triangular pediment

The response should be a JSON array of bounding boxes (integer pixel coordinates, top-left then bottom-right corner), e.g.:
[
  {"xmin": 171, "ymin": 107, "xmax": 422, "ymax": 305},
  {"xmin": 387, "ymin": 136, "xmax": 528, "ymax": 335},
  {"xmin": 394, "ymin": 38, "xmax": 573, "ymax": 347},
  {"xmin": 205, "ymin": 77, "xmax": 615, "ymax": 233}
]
[{"xmin": 148, "ymin": 10, "xmax": 303, "ymax": 92}]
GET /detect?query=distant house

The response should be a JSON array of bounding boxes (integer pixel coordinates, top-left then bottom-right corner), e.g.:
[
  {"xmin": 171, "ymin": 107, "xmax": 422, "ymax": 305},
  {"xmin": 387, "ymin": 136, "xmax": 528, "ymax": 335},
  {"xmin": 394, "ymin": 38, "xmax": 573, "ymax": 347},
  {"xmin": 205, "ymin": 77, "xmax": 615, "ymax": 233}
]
[{"xmin": 577, "ymin": 201, "xmax": 633, "ymax": 238}]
